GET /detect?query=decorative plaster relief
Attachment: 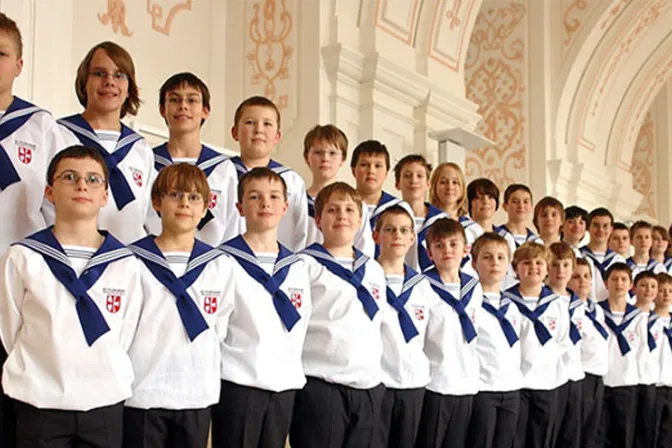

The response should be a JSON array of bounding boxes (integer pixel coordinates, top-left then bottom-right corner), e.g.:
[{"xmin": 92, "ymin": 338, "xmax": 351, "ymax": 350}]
[
  {"xmin": 147, "ymin": 0, "xmax": 192, "ymax": 36},
  {"xmin": 562, "ymin": 0, "xmax": 598, "ymax": 56},
  {"xmin": 374, "ymin": 0, "xmax": 423, "ymax": 45},
  {"xmin": 632, "ymin": 112, "xmax": 656, "ymax": 218},
  {"xmin": 428, "ymin": 0, "xmax": 480, "ymax": 71},
  {"xmin": 98, "ymin": 0, "xmax": 133, "ymax": 36},
  {"xmin": 464, "ymin": 0, "xmax": 527, "ymax": 187}
]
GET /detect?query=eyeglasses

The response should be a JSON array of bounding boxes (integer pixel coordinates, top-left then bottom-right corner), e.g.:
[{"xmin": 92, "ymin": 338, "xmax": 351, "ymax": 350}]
[
  {"xmin": 89, "ymin": 70, "xmax": 129, "ymax": 82},
  {"xmin": 381, "ymin": 226, "xmax": 414, "ymax": 235},
  {"xmin": 163, "ymin": 191, "xmax": 204, "ymax": 204},
  {"xmin": 310, "ymin": 149, "xmax": 342, "ymax": 159},
  {"xmin": 54, "ymin": 171, "xmax": 106, "ymax": 188}
]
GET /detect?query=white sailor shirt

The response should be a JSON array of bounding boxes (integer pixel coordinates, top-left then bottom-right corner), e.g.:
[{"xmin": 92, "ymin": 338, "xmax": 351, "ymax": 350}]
[
  {"xmin": 580, "ymin": 298, "xmax": 609, "ymax": 376},
  {"xmin": 600, "ymin": 302, "xmax": 648, "ymax": 388},
  {"xmin": 580, "ymin": 247, "xmax": 626, "ymax": 301},
  {"xmin": 657, "ymin": 316, "xmax": 672, "ymax": 387}
]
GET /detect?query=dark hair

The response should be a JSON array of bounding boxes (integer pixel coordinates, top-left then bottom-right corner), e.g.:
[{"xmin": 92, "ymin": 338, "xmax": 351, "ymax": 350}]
[
  {"xmin": 237, "ymin": 167, "xmax": 287, "ymax": 204},
  {"xmin": 375, "ymin": 204, "xmax": 414, "ymax": 233},
  {"xmin": 0, "ymin": 12, "xmax": 23, "ymax": 58},
  {"xmin": 565, "ymin": 205, "xmax": 588, "ymax": 223},
  {"xmin": 656, "ymin": 272, "xmax": 672, "ymax": 286},
  {"xmin": 630, "ymin": 220, "xmax": 653, "ymax": 239},
  {"xmin": 233, "ymin": 96, "xmax": 281, "ymax": 130},
  {"xmin": 467, "ymin": 178, "xmax": 500, "ymax": 215},
  {"xmin": 350, "ymin": 140, "xmax": 391, "ymax": 172},
  {"xmin": 634, "ymin": 270, "xmax": 658, "ymax": 286},
  {"xmin": 393, "ymin": 154, "xmax": 432, "ymax": 183},
  {"xmin": 533, "ymin": 196, "xmax": 565, "ymax": 232},
  {"xmin": 503, "ymin": 183, "xmax": 532, "ymax": 204},
  {"xmin": 575, "ymin": 257, "xmax": 592, "ymax": 274},
  {"xmin": 47, "ymin": 145, "xmax": 109, "ymax": 189},
  {"xmin": 303, "ymin": 124, "xmax": 348, "ymax": 160},
  {"xmin": 588, "ymin": 207, "xmax": 614, "ymax": 227},
  {"xmin": 159, "ymin": 72, "xmax": 211, "ymax": 125},
  {"xmin": 605, "ymin": 262, "xmax": 632, "ymax": 281},
  {"xmin": 612, "ymin": 222, "xmax": 629, "ymax": 232},
  {"xmin": 426, "ymin": 218, "xmax": 467, "ymax": 247}
]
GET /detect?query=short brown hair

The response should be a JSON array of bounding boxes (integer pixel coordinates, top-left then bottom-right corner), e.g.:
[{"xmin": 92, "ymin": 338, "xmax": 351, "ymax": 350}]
[
  {"xmin": 314, "ymin": 182, "xmax": 363, "ymax": 219},
  {"xmin": 605, "ymin": 262, "xmax": 632, "ymax": 281},
  {"xmin": 630, "ymin": 220, "xmax": 653, "ymax": 239},
  {"xmin": 350, "ymin": 140, "xmax": 391, "ymax": 172},
  {"xmin": 634, "ymin": 270, "xmax": 658, "ymax": 286},
  {"xmin": 471, "ymin": 232, "xmax": 510, "ymax": 262},
  {"xmin": 426, "ymin": 218, "xmax": 467, "ymax": 247},
  {"xmin": 575, "ymin": 257, "xmax": 592, "ymax": 275},
  {"xmin": 429, "ymin": 162, "xmax": 468, "ymax": 217},
  {"xmin": 151, "ymin": 163, "xmax": 210, "ymax": 205},
  {"xmin": 533, "ymin": 197, "xmax": 565, "ymax": 231},
  {"xmin": 393, "ymin": 154, "xmax": 432, "ymax": 183},
  {"xmin": 656, "ymin": 272, "xmax": 672, "ymax": 286},
  {"xmin": 503, "ymin": 183, "xmax": 532, "ymax": 204},
  {"xmin": 159, "ymin": 72, "xmax": 211, "ymax": 118},
  {"xmin": 237, "ymin": 167, "xmax": 287, "ymax": 204},
  {"xmin": 512, "ymin": 242, "xmax": 552, "ymax": 271},
  {"xmin": 0, "ymin": 13, "xmax": 22, "ymax": 58},
  {"xmin": 303, "ymin": 125, "xmax": 348, "ymax": 160},
  {"xmin": 467, "ymin": 178, "xmax": 500, "ymax": 215},
  {"xmin": 75, "ymin": 42, "xmax": 141, "ymax": 118},
  {"xmin": 47, "ymin": 145, "xmax": 109, "ymax": 189},
  {"xmin": 549, "ymin": 241, "xmax": 577, "ymax": 269},
  {"xmin": 375, "ymin": 205, "xmax": 414, "ymax": 233},
  {"xmin": 233, "ymin": 96, "xmax": 281, "ymax": 130}
]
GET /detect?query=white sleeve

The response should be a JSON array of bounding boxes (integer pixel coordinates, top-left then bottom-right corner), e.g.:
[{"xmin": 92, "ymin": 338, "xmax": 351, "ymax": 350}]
[
  {"xmin": 0, "ymin": 250, "xmax": 25, "ymax": 354},
  {"xmin": 291, "ymin": 179, "xmax": 308, "ymax": 251},
  {"xmin": 636, "ymin": 314, "xmax": 650, "ymax": 379},
  {"xmin": 354, "ymin": 205, "xmax": 375, "ymax": 258},
  {"xmin": 555, "ymin": 300, "xmax": 571, "ymax": 354},
  {"xmin": 119, "ymin": 258, "xmax": 144, "ymax": 352},
  {"xmin": 215, "ymin": 256, "xmax": 236, "ymax": 343}
]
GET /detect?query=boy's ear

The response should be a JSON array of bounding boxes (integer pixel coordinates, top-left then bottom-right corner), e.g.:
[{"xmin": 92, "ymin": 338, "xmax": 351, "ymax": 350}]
[
  {"xmin": 44, "ymin": 185, "xmax": 55, "ymax": 205},
  {"xmin": 394, "ymin": 179, "xmax": 401, "ymax": 191},
  {"xmin": 159, "ymin": 105, "xmax": 166, "ymax": 119},
  {"xmin": 152, "ymin": 197, "xmax": 162, "ymax": 213},
  {"xmin": 315, "ymin": 214, "xmax": 322, "ymax": 231},
  {"xmin": 235, "ymin": 201, "xmax": 244, "ymax": 217},
  {"xmin": 231, "ymin": 126, "xmax": 239, "ymax": 142},
  {"xmin": 372, "ymin": 230, "xmax": 380, "ymax": 245}
]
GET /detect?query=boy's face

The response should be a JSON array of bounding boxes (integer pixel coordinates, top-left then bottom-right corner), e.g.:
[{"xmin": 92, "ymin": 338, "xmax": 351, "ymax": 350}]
[
  {"xmin": 161, "ymin": 84, "xmax": 210, "ymax": 134},
  {"xmin": 503, "ymin": 190, "xmax": 532, "ymax": 223},
  {"xmin": 606, "ymin": 270, "xmax": 632, "ymax": 296},
  {"xmin": 395, "ymin": 162, "xmax": 429, "ymax": 202},
  {"xmin": 153, "ymin": 186, "xmax": 206, "ymax": 234},
  {"xmin": 635, "ymin": 278, "xmax": 658, "ymax": 305},
  {"xmin": 655, "ymin": 282, "xmax": 672, "ymax": 308},
  {"xmin": 435, "ymin": 166, "xmax": 463, "ymax": 208},
  {"xmin": 563, "ymin": 216, "xmax": 586, "ymax": 244},
  {"xmin": 470, "ymin": 193, "xmax": 497, "ymax": 221},
  {"xmin": 538, "ymin": 207, "xmax": 562, "ymax": 237},
  {"xmin": 568, "ymin": 264, "xmax": 592, "ymax": 298},
  {"xmin": 236, "ymin": 178, "xmax": 288, "ymax": 231},
  {"xmin": 305, "ymin": 140, "xmax": 344, "ymax": 182},
  {"xmin": 316, "ymin": 194, "xmax": 362, "ymax": 248},
  {"xmin": 427, "ymin": 235, "xmax": 468, "ymax": 273},
  {"xmin": 352, "ymin": 153, "xmax": 388, "ymax": 196},
  {"xmin": 589, "ymin": 216, "xmax": 612, "ymax": 245},
  {"xmin": 45, "ymin": 157, "xmax": 109, "ymax": 220},
  {"xmin": 515, "ymin": 256, "xmax": 548, "ymax": 287},
  {"xmin": 0, "ymin": 31, "xmax": 22, "ymax": 98},
  {"xmin": 231, "ymin": 105, "xmax": 281, "ymax": 160},
  {"xmin": 85, "ymin": 49, "xmax": 129, "ymax": 116},
  {"xmin": 608, "ymin": 229, "xmax": 630, "ymax": 255},
  {"xmin": 473, "ymin": 241, "xmax": 509, "ymax": 286},
  {"xmin": 548, "ymin": 257, "xmax": 573, "ymax": 290},
  {"xmin": 632, "ymin": 228, "xmax": 653, "ymax": 255},
  {"xmin": 373, "ymin": 213, "xmax": 415, "ymax": 259},
  {"xmin": 652, "ymin": 231, "xmax": 669, "ymax": 255}
]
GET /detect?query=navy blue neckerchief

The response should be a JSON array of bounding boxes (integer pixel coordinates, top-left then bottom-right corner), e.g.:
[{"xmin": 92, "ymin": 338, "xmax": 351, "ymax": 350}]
[
  {"xmin": 59, "ymin": 114, "xmax": 143, "ymax": 210},
  {"xmin": 580, "ymin": 247, "xmax": 618, "ymax": 282},
  {"xmin": 583, "ymin": 298, "xmax": 609, "ymax": 340},
  {"xmin": 302, "ymin": 243, "xmax": 379, "ymax": 320},
  {"xmin": 664, "ymin": 258, "xmax": 672, "ymax": 272},
  {"xmin": 385, "ymin": 266, "xmax": 424, "ymax": 342},
  {"xmin": 495, "ymin": 225, "xmax": 538, "ymax": 248},
  {"xmin": 568, "ymin": 291, "xmax": 583, "ymax": 345},
  {"xmin": 626, "ymin": 257, "xmax": 660, "ymax": 275},
  {"xmin": 14, "ymin": 228, "xmax": 132, "ymax": 346},
  {"xmin": 423, "ymin": 268, "xmax": 478, "ymax": 343},
  {"xmin": 229, "ymin": 156, "xmax": 290, "ymax": 181},
  {"xmin": 220, "ymin": 235, "xmax": 302, "ymax": 331},
  {"xmin": 307, "ymin": 193, "xmax": 315, "ymax": 219},
  {"xmin": 482, "ymin": 293, "xmax": 519, "ymax": 347},
  {"xmin": 599, "ymin": 301, "xmax": 641, "ymax": 356},
  {"xmin": 502, "ymin": 285, "xmax": 559, "ymax": 346},
  {"xmin": 0, "ymin": 97, "xmax": 44, "ymax": 191},
  {"xmin": 130, "ymin": 236, "xmax": 221, "ymax": 341},
  {"xmin": 416, "ymin": 203, "xmax": 447, "ymax": 271}
]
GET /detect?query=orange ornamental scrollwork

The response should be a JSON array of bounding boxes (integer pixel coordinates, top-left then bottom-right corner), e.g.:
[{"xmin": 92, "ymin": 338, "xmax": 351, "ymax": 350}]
[
  {"xmin": 446, "ymin": 0, "xmax": 463, "ymax": 30},
  {"xmin": 563, "ymin": 0, "xmax": 591, "ymax": 49},
  {"xmin": 247, "ymin": 0, "xmax": 294, "ymax": 109},
  {"xmin": 147, "ymin": 0, "xmax": 192, "ymax": 36},
  {"xmin": 632, "ymin": 112, "xmax": 656, "ymax": 218},
  {"xmin": 464, "ymin": 0, "xmax": 527, "ymax": 187},
  {"xmin": 98, "ymin": 0, "xmax": 133, "ymax": 37}
]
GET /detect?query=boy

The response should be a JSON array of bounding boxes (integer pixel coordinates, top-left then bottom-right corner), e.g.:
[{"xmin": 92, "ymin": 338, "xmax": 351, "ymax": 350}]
[
  {"xmin": 0, "ymin": 145, "xmax": 142, "ymax": 448},
  {"xmin": 533, "ymin": 197, "xmax": 564, "ymax": 246},
  {"xmin": 562, "ymin": 206, "xmax": 588, "ymax": 255},
  {"xmin": 633, "ymin": 271, "xmax": 662, "ymax": 448},
  {"xmin": 393, "ymin": 154, "xmax": 448, "ymax": 271},
  {"xmin": 290, "ymin": 182, "xmax": 386, "ymax": 447},
  {"xmin": 124, "ymin": 163, "xmax": 235, "ymax": 447},
  {"xmin": 627, "ymin": 221, "xmax": 666, "ymax": 279},
  {"xmin": 467, "ymin": 233, "xmax": 522, "ymax": 448},
  {"xmin": 496, "ymin": 184, "xmax": 541, "ymax": 253},
  {"xmin": 415, "ymin": 218, "xmax": 483, "ymax": 448},
  {"xmin": 608, "ymin": 222, "xmax": 631, "ymax": 259},
  {"xmin": 598, "ymin": 263, "xmax": 648, "ymax": 448},
  {"xmin": 372, "ymin": 205, "xmax": 435, "ymax": 448},
  {"xmin": 547, "ymin": 242, "xmax": 583, "ymax": 448},
  {"xmin": 303, "ymin": 124, "xmax": 374, "ymax": 256},
  {"xmin": 503, "ymin": 242, "xmax": 569, "ymax": 448},
  {"xmin": 220, "ymin": 96, "xmax": 308, "ymax": 251},
  {"xmin": 145, "ymin": 73, "xmax": 231, "ymax": 246},
  {"xmin": 467, "ymin": 178, "xmax": 499, "ymax": 234},
  {"xmin": 654, "ymin": 273, "xmax": 672, "ymax": 447},
  {"xmin": 214, "ymin": 168, "xmax": 312, "ymax": 447},
  {"xmin": 580, "ymin": 208, "xmax": 626, "ymax": 301}
]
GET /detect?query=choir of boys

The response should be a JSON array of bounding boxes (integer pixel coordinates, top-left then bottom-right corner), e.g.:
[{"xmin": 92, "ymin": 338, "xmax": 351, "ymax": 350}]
[{"xmin": 4, "ymin": 10, "xmax": 672, "ymax": 448}]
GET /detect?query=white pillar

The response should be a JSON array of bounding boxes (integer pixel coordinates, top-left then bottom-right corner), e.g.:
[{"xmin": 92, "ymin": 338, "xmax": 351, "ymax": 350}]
[{"xmin": 428, "ymin": 128, "xmax": 494, "ymax": 170}]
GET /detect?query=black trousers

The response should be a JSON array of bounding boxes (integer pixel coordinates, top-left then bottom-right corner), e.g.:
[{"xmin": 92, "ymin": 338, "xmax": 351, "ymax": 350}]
[
  {"xmin": 373, "ymin": 387, "xmax": 424, "ymax": 448},
  {"xmin": 14, "ymin": 399, "xmax": 123, "ymax": 448},
  {"xmin": 122, "ymin": 407, "xmax": 211, "ymax": 448},
  {"xmin": 414, "ymin": 391, "xmax": 473, "ymax": 448},
  {"xmin": 637, "ymin": 384, "xmax": 657, "ymax": 448},
  {"xmin": 655, "ymin": 386, "xmax": 672, "ymax": 448},
  {"xmin": 0, "ymin": 343, "xmax": 16, "ymax": 448},
  {"xmin": 600, "ymin": 385, "xmax": 638, "ymax": 448},
  {"xmin": 580, "ymin": 374, "xmax": 605, "ymax": 448},
  {"xmin": 289, "ymin": 376, "xmax": 385, "ymax": 448},
  {"xmin": 211, "ymin": 380, "xmax": 295, "ymax": 448},
  {"xmin": 514, "ymin": 388, "xmax": 558, "ymax": 448},
  {"xmin": 554, "ymin": 380, "xmax": 582, "ymax": 448},
  {"xmin": 466, "ymin": 390, "xmax": 519, "ymax": 448}
]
